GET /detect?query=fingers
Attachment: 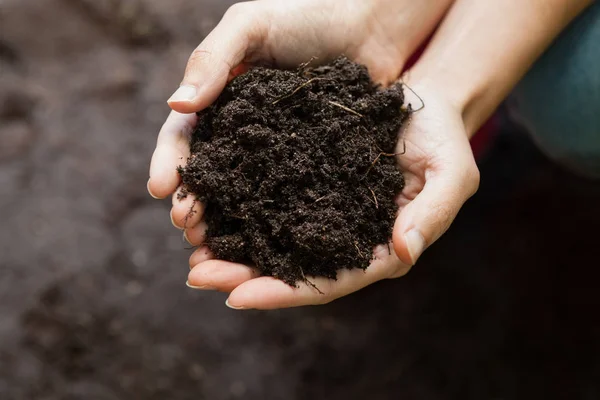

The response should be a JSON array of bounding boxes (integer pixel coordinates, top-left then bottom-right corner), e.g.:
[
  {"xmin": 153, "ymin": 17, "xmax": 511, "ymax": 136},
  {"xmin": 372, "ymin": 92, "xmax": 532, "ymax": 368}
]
[
  {"xmin": 171, "ymin": 187, "xmax": 204, "ymax": 230},
  {"xmin": 184, "ymin": 221, "xmax": 208, "ymax": 246},
  {"xmin": 188, "ymin": 260, "xmax": 260, "ymax": 293},
  {"xmin": 224, "ymin": 244, "xmax": 410, "ymax": 310},
  {"xmin": 152, "ymin": 4, "xmax": 267, "ymax": 199},
  {"xmin": 393, "ymin": 159, "xmax": 480, "ymax": 266},
  {"xmin": 189, "ymin": 246, "xmax": 214, "ymax": 269},
  {"xmin": 167, "ymin": 2, "xmax": 267, "ymax": 113},
  {"xmin": 148, "ymin": 111, "xmax": 197, "ymax": 199}
]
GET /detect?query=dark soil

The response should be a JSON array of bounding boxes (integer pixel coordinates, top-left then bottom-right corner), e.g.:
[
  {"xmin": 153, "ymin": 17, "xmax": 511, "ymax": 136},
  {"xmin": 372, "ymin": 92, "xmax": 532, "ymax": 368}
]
[{"xmin": 179, "ymin": 57, "xmax": 409, "ymax": 285}]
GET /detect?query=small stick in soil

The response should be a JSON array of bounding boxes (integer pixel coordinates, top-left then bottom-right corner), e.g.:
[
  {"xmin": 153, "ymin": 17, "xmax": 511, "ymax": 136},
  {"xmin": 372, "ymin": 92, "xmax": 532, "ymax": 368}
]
[
  {"xmin": 366, "ymin": 153, "xmax": 384, "ymax": 174},
  {"xmin": 364, "ymin": 141, "xmax": 407, "ymax": 175},
  {"xmin": 272, "ymin": 78, "xmax": 324, "ymax": 105},
  {"xmin": 354, "ymin": 241, "xmax": 364, "ymax": 258},
  {"xmin": 299, "ymin": 266, "xmax": 324, "ymax": 295},
  {"xmin": 315, "ymin": 193, "xmax": 332, "ymax": 203},
  {"xmin": 298, "ymin": 56, "xmax": 318, "ymax": 72},
  {"xmin": 367, "ymin": 186, "xmax": 379, "ymax": 209},
  {"xmin": 378, "ymin": 141, "xmax": 406, "ymax": 158},
  {"xmin": 400, "ymin": 81, "xmax": 425, "ymax": 113},
  {"xmin": 364, "ymin": 193, "xmax": 377, "ymax": 206},
  {"xmin": 327, "ymin": 100, "xmax": 363, "ymax": 118}
]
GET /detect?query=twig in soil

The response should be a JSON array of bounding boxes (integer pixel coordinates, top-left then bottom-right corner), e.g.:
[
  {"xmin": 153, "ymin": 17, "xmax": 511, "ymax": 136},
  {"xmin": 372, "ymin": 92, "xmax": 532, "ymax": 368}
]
[
  {"xmin": 298, "ymin": 56, "xmax": 318, "ymax": 72},
  {"xmin": 354, "ymin": 241, "xmax": 364, "ymax": 258},
  {"xmin": 364, "ymin": 141, "xmax": 407, "ymax": 176},
  {"xmin": 272, "ymin": 78, "xmax": 325, "ymax": 105},
  {"xmin": 364, "ymin": 193, "xmax": 377, "ymax": 206},
  {"xmin": 366, "ymin": 153, "xmax": 385, "ymax": 172},
  {"xmin": 367, "ymin": 186, "xmax": 379, "ymax": 209},
  {"xmin": 380, "ymin": 140, "xmax": 406, "ymax": 155},
  {"xmin": 299, "ymin": 266, "xmax": 324, "ymax": 295},
  {"xmin": 327, "ymin": 101, "xmax": 363, "ymax": 118},
  {"xmin": 315, "ymin": 193, "xmax": 332, "ymax": 203},
  {"xmin": 400, "ymin": 81, "xmax": 425, "ymax": 113}
]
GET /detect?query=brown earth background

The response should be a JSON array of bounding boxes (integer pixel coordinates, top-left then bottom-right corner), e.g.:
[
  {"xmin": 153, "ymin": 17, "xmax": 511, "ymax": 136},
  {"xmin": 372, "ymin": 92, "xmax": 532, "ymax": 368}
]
[{"xmin": 1, "ymin": 1, "xmax": 600, "ymax": 399}]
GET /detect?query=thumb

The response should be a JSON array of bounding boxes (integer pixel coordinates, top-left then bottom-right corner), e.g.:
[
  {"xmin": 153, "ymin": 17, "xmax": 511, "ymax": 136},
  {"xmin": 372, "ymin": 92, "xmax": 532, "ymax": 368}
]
[
  {"xmin": 167, "ymin": 3, "xmax": 267, "ymax": 114},
  {"xmin": 392, "ymin": 163, "xmax": 480, "ymax": 266}
]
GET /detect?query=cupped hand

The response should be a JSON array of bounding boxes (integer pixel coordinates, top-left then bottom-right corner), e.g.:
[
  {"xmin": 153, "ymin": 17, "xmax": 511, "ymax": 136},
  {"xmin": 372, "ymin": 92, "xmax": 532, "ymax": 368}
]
[{"xmin": 148, "ymin": 0, "xmax": 480, "ymax": 309}]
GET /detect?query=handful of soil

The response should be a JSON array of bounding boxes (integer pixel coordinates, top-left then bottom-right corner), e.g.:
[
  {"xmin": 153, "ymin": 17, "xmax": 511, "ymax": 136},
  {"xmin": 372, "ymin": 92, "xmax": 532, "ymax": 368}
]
[{"xmin": 179, "ymin": 57, "xmax": 409, "ymax": 285}]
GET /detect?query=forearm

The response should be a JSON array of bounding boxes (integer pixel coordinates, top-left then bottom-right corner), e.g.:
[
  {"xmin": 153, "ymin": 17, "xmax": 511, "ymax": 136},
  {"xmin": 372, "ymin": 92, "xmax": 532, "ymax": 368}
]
[
  {"xmin": 361, "ymin": 0, "xmax": 454, "ymax": 66},
  {"xmin": 408, "ymin": 0, "xmax": 594, "ymax": 137}
]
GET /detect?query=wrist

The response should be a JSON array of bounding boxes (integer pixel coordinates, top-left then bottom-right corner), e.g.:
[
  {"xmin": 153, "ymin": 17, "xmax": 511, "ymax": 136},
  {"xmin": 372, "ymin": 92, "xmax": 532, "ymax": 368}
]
[
  {"xmin": 402, "ymin": 71, "xmax": 478, "ymax": 139},
  {"xmin": 403, "ymin": 0, "xmax": 594, "ymax": 139}
]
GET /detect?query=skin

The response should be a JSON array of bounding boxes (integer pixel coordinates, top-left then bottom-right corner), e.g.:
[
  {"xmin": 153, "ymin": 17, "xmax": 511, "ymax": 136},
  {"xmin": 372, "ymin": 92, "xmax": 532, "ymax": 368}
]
[{"xmin": 148, "ymin": 0, "xmax": 592, "ymax": 310}]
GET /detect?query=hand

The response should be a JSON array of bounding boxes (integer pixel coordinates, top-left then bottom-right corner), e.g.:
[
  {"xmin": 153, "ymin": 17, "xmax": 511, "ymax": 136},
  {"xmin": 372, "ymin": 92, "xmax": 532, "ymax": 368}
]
[{"xmin": 148, "ymin": 0, "xmax": 480, "ymax": 309}]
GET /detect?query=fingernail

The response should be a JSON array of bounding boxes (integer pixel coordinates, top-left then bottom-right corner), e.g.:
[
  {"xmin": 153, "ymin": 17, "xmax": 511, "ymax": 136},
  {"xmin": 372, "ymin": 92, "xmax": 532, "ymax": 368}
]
[
  {"xmin": 225, "ymin": 299, "xmax": 246, "ymax": 310},
  {"xmin": 186, "ymin": 280, "xmax": 215, "ymax": 291},
  {"xmin": 147, "ymin": 178, "xmax": 160, "ymax": 199},
  {"xmin": 168, "ymin": 85, "xmax": 197, "ymax": 103},
  {"xmin": 404, "ymin": 229, "xmax": 426, "ymax": 265}
]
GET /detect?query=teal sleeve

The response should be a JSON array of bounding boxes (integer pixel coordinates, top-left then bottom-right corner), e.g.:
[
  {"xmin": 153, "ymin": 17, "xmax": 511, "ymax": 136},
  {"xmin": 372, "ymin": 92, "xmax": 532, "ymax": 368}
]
[{"xmin": 508, "ymin": 2, "xmax": 600, "ymax": 179}]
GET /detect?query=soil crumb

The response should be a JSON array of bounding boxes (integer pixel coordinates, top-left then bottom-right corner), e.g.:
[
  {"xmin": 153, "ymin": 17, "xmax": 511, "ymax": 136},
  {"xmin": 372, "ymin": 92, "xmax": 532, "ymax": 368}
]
[{"xmin": 179, "ymin": 57, "xmax": 409, "ymax": 285}]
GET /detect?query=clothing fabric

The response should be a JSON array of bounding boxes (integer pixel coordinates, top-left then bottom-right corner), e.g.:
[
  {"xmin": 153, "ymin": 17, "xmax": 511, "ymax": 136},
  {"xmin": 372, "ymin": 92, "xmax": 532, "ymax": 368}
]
[{"xmin": 509, "ymin": 2, "xmax": 600, "ymax": 178}]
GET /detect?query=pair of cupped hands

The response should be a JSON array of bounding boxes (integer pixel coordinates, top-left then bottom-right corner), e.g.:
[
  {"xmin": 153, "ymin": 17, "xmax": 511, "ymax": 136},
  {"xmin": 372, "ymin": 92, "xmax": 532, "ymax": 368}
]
[{"xmin": 147, "ymin": 0, "xmax": 480, "ymax": 310}]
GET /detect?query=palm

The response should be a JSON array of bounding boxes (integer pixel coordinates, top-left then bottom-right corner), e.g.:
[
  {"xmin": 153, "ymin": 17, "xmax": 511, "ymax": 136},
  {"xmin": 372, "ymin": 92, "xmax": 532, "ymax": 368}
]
[{"xmin": 395, "ymin": 89, "xmax": 474, "ymax": 209}]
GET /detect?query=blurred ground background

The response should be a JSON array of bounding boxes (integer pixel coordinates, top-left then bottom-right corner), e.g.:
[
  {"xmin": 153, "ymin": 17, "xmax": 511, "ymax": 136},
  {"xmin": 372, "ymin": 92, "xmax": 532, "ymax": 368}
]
[{"xmin": 1, "ymin": 0, "xmax": 600, "ymax": 399}]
